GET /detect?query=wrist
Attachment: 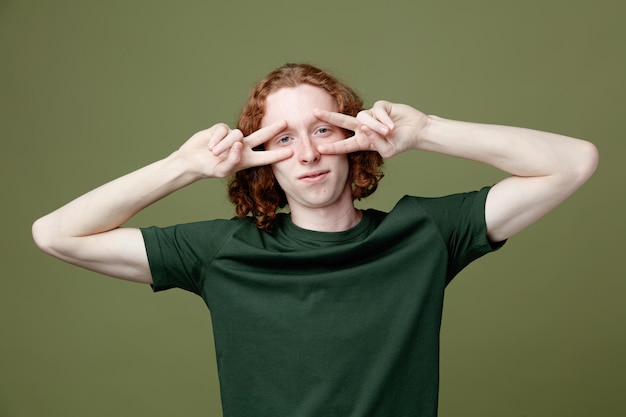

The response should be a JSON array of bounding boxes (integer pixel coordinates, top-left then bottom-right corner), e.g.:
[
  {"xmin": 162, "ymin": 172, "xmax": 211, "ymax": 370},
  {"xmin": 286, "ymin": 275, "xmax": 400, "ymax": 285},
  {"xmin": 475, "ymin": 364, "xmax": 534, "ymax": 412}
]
[
  {"xmin": 163, "ymin": 150, "xmax": 205, "ymax": 185},
  {"xmin": 416, "ymin": 115, "xmax": 448, "ymax": 152}
]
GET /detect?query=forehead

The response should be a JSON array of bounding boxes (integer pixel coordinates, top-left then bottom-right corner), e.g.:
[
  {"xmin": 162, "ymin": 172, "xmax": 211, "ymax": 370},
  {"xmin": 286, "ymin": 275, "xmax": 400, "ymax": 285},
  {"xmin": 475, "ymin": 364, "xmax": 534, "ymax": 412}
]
[{"xmin": 261, "ymin": 84, "xmax": 338, "ymax": 126}]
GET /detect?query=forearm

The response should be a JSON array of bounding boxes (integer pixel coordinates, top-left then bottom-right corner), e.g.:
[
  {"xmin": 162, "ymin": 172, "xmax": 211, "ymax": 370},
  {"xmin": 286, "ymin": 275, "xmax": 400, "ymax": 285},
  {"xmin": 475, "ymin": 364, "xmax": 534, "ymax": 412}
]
[
  {"xmin": 32, "ymin": 151, "xmax": 198, "ymax": 251},
  {"xmin": 418, "ymin": 116, "xmax": 598, "ymax": 181}
]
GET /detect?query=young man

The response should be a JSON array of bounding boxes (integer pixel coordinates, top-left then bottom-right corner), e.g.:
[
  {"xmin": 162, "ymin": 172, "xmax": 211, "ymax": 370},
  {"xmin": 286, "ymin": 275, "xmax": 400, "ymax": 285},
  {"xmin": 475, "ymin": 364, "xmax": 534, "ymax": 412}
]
[{"xmin": 32, "ymin": 63, "xmax": 598, "ymax": 416}]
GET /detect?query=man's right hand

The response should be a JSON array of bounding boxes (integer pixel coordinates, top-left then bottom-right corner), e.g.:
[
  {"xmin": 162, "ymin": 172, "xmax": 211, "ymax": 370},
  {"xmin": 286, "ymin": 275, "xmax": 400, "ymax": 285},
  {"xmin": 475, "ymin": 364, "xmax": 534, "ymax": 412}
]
[{"xmin": 176, "ymin": 121, "xmax": 293, "ymax": 179}]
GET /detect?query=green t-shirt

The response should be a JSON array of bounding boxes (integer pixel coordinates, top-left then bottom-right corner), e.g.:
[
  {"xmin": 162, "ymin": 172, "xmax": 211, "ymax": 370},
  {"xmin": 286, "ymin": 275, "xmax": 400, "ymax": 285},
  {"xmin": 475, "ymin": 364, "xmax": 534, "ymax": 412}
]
[{"xmin": 141, "ymin": 187, "xmax": 504, "ymax": 417}]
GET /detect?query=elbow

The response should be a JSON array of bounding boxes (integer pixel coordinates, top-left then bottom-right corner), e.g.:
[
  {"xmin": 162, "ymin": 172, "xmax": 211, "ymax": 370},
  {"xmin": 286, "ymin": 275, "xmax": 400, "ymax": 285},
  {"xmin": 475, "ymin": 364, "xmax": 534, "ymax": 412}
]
[
  {"xmin": 551, "ymin": 140, "xmax": 598, "ymax": 197},
  {"xmin": 572, "ymin": 140, "xmax": 599, "ymax": 186},
  {"xmin": 31, "ymin": 216, "xmax": 57, "ymax": 256}
]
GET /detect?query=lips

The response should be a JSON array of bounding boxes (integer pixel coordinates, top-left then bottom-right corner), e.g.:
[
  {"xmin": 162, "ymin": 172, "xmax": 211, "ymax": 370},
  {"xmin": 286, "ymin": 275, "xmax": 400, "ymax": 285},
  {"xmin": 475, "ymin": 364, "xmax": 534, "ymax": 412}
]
[{"xmin": 298, "ymin": 170, "xmax": 330, "ymax": 181}]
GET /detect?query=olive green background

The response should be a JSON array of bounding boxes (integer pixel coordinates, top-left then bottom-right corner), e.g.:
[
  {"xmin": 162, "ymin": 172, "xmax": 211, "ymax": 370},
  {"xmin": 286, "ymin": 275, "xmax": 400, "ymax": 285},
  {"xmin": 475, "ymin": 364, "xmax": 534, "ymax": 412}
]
[{"xmin": 1, "ymin": 0, "xmax": 624, "ymax": 416}]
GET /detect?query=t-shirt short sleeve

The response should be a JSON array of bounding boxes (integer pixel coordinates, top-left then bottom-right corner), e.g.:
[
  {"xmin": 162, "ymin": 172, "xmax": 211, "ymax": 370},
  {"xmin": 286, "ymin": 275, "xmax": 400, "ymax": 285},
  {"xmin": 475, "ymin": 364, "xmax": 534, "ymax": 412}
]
[
  {"xmin": 141, "ymin": 219, "xmax": 237, "ymax": 295},
  {"xmin": 409, "ymin": 186, "xmax": 505, "ymax": 280}
]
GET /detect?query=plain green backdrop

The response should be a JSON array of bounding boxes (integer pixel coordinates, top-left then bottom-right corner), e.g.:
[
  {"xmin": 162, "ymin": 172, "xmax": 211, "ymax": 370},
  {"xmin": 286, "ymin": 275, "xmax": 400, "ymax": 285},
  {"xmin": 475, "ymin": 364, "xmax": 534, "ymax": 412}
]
[{"xmin": 1, "ymin": 1, "xmax": 624, "ymax": 416}]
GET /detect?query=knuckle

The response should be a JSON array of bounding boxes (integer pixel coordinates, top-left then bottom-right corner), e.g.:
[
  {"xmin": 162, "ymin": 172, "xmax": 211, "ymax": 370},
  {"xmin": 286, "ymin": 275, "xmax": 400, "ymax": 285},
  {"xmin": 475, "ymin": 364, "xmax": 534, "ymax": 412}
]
[
  {"xmin": 230, "ymin": 129, "xmax": 244, "ymax": 141},
  {"xmin": 356, "ymin": 111, "xmax": 369, "ymax": 122},
  {"xmin": 213, "ymin": 123, "xmax": 229, "ymax": 134}
]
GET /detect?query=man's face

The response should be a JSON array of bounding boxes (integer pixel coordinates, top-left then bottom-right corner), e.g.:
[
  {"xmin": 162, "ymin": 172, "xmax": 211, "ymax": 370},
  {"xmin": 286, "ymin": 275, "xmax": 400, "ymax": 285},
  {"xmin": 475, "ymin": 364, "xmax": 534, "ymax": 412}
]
[{"xmin": 261, "ymin": 84, "xmax": 352, "ymax": 213}]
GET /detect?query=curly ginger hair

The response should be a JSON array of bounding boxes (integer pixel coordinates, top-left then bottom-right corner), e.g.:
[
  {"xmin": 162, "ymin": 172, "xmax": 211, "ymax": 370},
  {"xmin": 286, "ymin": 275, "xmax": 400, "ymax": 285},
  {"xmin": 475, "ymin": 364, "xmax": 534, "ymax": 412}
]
[{"xmin": 228, "ymin": 63, "xmax": 384, "ymax": 232}]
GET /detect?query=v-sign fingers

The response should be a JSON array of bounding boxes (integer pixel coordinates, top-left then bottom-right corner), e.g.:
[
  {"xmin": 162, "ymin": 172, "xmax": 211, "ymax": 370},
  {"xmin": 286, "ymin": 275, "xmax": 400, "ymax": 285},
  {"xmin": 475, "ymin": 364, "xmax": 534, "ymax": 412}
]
[
  {"xmin": 356, "ymin": 111, "xmax": 391, "ymax": 135},
  {"xmin": 241, "ymin": 147, "xmax": 293, "ymax": 169},
  {"xmin": 317, "ymin": 137, "xmax": 363, "ymax": 154},
  {"xmin": 317, "ymin": 126, "xmax": 377, "ymax": 154},
  {"xmin": 313, "ymin": 109, "xmax": 360, "ymax": 131},
  {"xmin": 244, "ymin": 120, "xmax": 288, "ymax": 149},
  {"xmin": 318, "ymin": 125, "xmax": 393, "ymax": 157},
  {"xmin": 211, "ymin": 128, "xmax": 244, "ymax": 156}
]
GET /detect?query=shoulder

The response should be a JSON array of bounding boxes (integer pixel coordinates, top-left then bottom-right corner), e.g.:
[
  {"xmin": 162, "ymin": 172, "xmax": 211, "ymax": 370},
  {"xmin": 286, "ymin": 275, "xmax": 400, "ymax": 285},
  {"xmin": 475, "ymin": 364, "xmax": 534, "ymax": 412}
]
[
  {"xmin": 141, "ymin": 216, "xmax": 258, "ymax": 246},
  {"xmin": 392, "ymin": 186, "xmax": 491, "ymax": 218}
]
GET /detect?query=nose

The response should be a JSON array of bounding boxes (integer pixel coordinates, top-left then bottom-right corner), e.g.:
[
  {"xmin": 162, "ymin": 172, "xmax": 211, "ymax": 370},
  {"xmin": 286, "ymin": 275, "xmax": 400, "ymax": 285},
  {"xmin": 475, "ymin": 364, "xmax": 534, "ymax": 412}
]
[{"xmin": 298, "ymin": 136, "xmax": 320, "ymax": 164}]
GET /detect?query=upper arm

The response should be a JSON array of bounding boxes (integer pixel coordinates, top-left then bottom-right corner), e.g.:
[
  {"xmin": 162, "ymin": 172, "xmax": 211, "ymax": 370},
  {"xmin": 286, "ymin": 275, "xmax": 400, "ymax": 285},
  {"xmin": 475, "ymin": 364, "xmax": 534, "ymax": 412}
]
[
  {"xmin": 32, "ymin": 222, "xmax": 153, "ymax": 284},
  {"xmin": 485, "ymin": 175, "xmax": 564, "ymax": 242},
  {"xmin": 485, "ymin": 141, "xmax": 598, "ymax": 242}
]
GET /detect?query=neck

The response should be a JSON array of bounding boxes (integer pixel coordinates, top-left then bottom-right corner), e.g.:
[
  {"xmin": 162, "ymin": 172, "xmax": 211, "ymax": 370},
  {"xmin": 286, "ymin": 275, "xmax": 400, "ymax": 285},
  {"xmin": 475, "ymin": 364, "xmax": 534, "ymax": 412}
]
[{"xmin": 289, "ymin": 204, "xmax": 363, "ymax": 232}]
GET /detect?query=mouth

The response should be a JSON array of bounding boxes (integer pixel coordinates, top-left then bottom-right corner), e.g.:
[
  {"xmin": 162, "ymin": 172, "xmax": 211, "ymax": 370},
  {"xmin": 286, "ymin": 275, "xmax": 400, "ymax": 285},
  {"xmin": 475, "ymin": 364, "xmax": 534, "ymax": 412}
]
[{"xmin": 299, "ymin": 170, "xmax": 330, "ymax": 182}]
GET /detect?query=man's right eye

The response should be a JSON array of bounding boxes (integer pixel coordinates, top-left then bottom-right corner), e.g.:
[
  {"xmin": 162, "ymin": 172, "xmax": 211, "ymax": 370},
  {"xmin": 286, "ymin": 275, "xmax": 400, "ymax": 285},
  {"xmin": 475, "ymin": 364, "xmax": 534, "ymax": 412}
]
[{"xmin": 277, "ymin": 136, "xmax": 292, "ymax": 145}]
